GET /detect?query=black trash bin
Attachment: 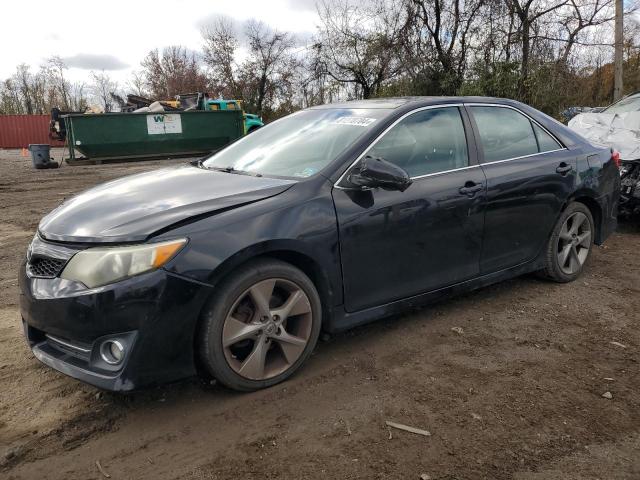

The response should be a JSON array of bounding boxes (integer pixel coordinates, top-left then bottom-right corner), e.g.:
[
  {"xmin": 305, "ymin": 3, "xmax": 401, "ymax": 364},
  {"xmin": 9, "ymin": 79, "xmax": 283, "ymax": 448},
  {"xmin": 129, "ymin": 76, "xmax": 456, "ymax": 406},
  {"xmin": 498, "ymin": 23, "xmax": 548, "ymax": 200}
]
[{"xmin": 28, "ymin": 144, "xmax": 58, "ymax": 169}]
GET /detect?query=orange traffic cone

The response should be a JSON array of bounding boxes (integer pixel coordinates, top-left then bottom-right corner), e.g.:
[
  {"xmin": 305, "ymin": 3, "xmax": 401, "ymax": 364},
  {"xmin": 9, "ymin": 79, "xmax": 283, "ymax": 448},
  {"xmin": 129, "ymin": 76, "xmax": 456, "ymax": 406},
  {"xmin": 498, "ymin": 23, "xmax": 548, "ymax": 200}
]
[{"xmin": 21, "ymin": 147, "xmax": 28, "ymax": 157}]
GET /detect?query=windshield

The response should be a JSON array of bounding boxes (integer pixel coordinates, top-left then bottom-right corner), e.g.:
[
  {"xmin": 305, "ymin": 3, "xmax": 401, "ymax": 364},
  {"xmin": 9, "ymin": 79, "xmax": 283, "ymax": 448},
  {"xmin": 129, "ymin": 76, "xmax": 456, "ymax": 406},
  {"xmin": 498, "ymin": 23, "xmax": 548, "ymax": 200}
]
[
  {"xmin": 603, "ymin": 93, "xmax": 640, "ymax": 114},
  {"xmin": 202, "ymin": 108, "xmax": 390, "ymax": 178}
]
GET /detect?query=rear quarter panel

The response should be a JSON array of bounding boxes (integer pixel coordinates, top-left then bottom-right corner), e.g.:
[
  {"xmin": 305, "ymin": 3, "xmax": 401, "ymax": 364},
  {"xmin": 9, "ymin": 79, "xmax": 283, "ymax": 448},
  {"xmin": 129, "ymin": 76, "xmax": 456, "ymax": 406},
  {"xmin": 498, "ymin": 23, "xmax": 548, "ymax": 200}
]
[{"xmin": 574, "ymin": 146, "xmax": 620, "ymax": 243}]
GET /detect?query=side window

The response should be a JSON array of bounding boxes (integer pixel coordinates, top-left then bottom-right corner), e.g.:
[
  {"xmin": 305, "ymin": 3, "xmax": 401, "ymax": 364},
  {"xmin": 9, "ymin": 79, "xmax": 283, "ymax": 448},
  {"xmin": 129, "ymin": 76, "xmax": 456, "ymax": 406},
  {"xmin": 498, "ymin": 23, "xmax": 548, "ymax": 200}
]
[
  {"xmin": 533, "ymin": 123, "xmax": 561, "ymax": 152},
  {"xmin": 470, "ymin": 106, "xmax": 538, "ymax": 162},
  {"xmin": 367, "ymin": 107, "xmax": 469, "ymax": 177}
]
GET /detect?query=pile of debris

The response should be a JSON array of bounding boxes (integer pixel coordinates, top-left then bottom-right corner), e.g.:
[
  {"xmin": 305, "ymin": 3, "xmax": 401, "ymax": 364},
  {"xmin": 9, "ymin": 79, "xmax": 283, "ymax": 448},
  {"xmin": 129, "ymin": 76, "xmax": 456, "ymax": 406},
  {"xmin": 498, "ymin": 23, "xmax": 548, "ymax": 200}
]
[{"xmin": 121, "ymin": 93, "xmax": 206, "ymax": 113}]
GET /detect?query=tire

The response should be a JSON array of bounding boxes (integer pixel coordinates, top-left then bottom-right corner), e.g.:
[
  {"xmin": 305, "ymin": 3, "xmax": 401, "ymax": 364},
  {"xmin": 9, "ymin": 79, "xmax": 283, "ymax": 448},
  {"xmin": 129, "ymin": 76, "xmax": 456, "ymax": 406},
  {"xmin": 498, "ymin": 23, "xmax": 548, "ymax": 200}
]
[
  {"xmin": 198, "ymin": 258, "xmax": 322, "ymax": 391},
  {"xmin": 540, "ymin": 201, "xmax": 594, "ymax": 283}
]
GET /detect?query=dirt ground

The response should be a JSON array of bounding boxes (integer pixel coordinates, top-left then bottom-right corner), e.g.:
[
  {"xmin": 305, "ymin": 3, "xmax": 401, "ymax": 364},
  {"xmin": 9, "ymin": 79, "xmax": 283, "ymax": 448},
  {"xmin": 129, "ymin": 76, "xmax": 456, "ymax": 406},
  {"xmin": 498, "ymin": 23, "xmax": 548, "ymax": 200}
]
[{"xmin": 0, "ymin": 148, "xmax": 638, "ymax": 480}]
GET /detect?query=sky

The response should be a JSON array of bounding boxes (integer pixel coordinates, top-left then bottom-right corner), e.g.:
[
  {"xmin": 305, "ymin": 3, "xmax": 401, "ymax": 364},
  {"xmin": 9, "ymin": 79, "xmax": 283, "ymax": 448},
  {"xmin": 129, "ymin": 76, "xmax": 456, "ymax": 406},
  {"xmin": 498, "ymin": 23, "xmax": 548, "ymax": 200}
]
[
  {"xmin": 0, "ymin": 0, "xmax": 320, "ymax": 85},
  {"xmin": 4, "ymin": 0, "xmax": 637, "ymax": 89}
]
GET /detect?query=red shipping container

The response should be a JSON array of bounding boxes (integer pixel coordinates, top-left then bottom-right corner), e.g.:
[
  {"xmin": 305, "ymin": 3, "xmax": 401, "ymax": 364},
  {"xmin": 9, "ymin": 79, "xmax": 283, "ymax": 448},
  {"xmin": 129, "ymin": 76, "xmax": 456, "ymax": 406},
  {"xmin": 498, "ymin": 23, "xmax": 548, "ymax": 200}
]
[{"xmin": 0, "ymin": 115, "xmax": 65, "ymax": 149}]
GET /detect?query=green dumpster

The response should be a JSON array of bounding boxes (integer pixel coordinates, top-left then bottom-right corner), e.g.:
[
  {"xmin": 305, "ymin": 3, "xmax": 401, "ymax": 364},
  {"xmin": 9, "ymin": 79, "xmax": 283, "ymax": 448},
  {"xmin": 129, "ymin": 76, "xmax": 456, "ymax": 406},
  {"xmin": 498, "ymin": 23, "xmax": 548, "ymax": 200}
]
[{"xmin": 63, "ymin": 110, "xmax": 244, "ymax": 163}]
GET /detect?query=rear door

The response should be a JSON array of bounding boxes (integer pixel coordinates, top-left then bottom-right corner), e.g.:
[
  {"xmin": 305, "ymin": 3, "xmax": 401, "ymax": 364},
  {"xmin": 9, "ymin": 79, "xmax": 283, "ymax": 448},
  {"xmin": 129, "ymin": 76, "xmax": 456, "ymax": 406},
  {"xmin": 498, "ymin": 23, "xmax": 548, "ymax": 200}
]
[
  {"xmin": 332, "ymin": 105, "xmax": 487, "ymax": 312},
  {"xmin": 466, "ymin": 104, "xmax": 577, "ymax": 274}
]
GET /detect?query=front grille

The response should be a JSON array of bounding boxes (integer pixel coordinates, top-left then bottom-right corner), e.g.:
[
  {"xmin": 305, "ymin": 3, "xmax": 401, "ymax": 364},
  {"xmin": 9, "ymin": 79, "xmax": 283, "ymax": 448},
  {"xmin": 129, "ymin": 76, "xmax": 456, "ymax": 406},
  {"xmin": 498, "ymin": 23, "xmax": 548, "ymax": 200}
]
[{"xmin": 28, "ymin": 257, "xmax": 66, "ymax": 278}]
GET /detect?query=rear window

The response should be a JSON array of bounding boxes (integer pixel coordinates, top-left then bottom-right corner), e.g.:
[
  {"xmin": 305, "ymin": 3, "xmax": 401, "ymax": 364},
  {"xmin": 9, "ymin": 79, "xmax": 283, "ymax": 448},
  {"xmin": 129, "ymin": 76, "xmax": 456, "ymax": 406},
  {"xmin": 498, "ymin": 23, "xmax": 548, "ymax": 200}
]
[
  {"xmin": 532, "ymin": 123, "xmax": 561, "ymax": 152},
  {"xmin": 470, "ymin": 106, "xmax": 561, "ymax": 162}
]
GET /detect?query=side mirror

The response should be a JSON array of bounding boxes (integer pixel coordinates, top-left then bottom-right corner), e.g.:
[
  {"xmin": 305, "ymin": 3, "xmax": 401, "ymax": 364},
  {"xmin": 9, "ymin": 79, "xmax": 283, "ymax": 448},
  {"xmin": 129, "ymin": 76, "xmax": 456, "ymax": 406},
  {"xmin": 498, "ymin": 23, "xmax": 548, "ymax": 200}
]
[{"xmin": 347, "ymin": 155, "xmax": 412, "ymax": 192}]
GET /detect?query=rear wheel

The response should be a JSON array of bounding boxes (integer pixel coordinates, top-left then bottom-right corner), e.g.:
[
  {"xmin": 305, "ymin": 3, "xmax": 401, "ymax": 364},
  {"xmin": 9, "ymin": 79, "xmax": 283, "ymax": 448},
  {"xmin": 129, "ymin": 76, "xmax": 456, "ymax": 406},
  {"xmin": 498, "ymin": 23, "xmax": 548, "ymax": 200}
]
[
  {"xmin": 541, "ymin": 202, "xmax": 594, "ymax": 282},
  {"xmin": 198, "ymin": 258, "xmax": 321, "ymax": 391}
]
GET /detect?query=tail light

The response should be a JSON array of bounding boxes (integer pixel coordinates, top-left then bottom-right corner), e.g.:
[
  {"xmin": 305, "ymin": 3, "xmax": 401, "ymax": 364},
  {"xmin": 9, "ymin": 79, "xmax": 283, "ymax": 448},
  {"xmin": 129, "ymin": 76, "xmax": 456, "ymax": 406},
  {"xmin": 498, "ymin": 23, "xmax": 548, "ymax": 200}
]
[{"xmin": 611, "ymin": 149, "xmax": 621, "ymax": 168}]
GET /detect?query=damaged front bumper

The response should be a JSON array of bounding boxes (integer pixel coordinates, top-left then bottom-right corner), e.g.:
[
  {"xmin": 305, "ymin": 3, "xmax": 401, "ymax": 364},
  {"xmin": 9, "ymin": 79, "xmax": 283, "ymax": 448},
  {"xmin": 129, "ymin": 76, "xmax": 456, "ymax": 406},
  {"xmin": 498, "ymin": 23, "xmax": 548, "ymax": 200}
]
[{"xmin": 19, "ymin": 260, "xmax": 213, "ymax": 391}]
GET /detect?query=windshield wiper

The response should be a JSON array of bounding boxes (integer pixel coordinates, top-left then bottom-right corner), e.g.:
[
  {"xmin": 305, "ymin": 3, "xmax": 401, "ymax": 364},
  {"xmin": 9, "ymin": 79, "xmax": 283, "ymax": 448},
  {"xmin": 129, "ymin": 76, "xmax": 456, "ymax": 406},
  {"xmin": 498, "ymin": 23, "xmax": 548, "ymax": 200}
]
[{"xmin": 209, "ymin": 166, "xmax": 262, "ymax": 177}]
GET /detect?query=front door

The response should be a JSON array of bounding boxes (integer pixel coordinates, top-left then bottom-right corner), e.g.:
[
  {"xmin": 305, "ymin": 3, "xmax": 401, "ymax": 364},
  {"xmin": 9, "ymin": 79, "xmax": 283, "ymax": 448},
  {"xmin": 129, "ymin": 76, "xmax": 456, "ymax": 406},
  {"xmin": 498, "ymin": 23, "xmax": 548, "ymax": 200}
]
[{"xmin": 332, "ymin": 106, "xmax": 487, "ymax": 312}]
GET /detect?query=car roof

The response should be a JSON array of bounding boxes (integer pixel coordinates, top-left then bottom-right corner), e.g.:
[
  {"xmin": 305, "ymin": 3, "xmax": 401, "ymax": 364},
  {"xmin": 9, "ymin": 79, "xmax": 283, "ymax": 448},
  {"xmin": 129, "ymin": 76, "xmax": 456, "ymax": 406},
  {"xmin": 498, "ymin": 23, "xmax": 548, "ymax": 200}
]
[
  {"xmin": 310, "ymin": 96, "xmax": 586, "ymax": 149},
  {"xmin": 310, "ymin": 96, "xmax": 524, "ymax": 110}
]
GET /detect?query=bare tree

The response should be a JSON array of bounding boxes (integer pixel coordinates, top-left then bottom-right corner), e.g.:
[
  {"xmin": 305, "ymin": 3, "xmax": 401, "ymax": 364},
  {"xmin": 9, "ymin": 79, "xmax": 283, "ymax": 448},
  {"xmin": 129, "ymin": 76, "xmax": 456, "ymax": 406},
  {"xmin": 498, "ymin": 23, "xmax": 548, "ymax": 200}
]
[
  {"xmin": 201, "ymin": 17, "xmax": 300, "ymax": 117},
  {"xmin": 15, "ymin": 64, "xmax": 35, "ymax": 114},
  {"xmin": 243, "ymin": 20, "xmax": 298, "ymax": 114},
  {"xmin": 140, "ymin": 46, "xmax": 209, "ymax": 99},
  {"xmin": 555, "ymin": 0, "xmax": 615, "ymax": 64},
  {"xmin": 403, "ymin": 0, "xmax": 486, "ymax": 94},
  {"xmin": 68, "ymin": 82, "xmax": 88, "ymax": 111},
  {"xmin": 45, "ymin": 56, "xmax": 71, "ymax": 110},
  {"xmin": 505, "ymin": 0, "xmax": 569, "ymax": 100},
  {"xmin": 0, "ymin": 79, "xmax": 23, "ymax": 114},
  {"xmin": 315, "ymin": 0, "xmax": 406, "ymax": 99},
  {"xmin": 202, "ymin": 16, "xmax": 241, "ymax": 97},
  {"xmin": 90, "ymin": 70, "xmax": 119, "ymax": 112},
  {"xmin": 126, "ymin": 70, "xmax": 149, "ymax": 97},
  {"xmin": 2, "ymin": 0, "xmax": 640, "ymax": 118}
]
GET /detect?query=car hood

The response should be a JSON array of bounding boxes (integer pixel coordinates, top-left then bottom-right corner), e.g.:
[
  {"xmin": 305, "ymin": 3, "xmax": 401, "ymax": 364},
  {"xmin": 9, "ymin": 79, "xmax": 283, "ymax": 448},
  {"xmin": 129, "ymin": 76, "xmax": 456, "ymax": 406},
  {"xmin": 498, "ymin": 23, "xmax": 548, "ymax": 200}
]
[
  {"xmin": 568, "ymin": 111, "xmax": 640, "ymax": 160},
  {"xmin": 38, "ymin": 164, "xmax": 296, "ymax": 243}
]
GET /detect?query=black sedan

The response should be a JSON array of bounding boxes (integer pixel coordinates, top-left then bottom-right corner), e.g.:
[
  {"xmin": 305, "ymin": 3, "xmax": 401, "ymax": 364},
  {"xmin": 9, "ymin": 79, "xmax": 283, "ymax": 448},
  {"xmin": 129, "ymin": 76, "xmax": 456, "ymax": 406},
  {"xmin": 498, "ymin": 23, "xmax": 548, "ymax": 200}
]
[{"xmin": 19, "ymin": 97, "xmax": 620, "ymax": 392}]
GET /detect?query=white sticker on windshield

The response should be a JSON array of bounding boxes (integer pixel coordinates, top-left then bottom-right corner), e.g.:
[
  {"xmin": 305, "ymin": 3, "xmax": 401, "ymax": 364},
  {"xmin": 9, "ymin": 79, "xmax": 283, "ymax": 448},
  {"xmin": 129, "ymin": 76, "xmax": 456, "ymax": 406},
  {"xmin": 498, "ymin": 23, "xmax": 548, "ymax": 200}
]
[{"xmin": 333, "ymin": 117, "xmax": 377, "ymax": 127}]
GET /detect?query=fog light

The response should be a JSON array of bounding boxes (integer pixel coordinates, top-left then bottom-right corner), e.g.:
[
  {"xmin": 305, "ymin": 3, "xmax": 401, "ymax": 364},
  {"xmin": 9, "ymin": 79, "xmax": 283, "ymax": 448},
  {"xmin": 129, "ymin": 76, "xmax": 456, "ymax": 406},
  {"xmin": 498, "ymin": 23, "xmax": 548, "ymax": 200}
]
[{"xmin": 100, "ymin": 340, "xmax": 125, "ymax": 365}]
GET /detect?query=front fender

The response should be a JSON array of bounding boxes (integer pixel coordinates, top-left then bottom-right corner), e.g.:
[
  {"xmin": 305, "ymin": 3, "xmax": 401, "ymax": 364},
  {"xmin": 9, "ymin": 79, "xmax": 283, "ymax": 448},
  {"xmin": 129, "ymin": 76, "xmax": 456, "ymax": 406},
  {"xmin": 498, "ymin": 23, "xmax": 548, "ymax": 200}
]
[{"xmin": 160, "ymin": 182, "xmax": 343, "ymax": 306}]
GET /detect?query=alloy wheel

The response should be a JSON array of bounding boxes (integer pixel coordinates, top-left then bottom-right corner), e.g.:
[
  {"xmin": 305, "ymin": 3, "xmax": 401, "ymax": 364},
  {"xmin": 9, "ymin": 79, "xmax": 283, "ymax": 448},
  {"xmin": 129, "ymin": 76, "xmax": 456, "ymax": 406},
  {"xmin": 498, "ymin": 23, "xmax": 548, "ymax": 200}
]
[
  {"xmin": 221, "ymin": 278, "xmax": 313, "ymax": 381},
  {"xmin": 556, "ymin": 211, "xmax": 591, "ymax": 275}
]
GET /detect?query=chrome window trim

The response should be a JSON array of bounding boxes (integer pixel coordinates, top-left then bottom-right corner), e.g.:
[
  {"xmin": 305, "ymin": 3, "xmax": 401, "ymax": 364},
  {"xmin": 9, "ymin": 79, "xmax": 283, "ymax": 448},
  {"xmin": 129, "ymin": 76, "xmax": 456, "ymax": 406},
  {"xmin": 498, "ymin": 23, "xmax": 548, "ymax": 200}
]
[
  {"xmin": 333, "ymin": 102, "xmax": 569, "ymax": 190},
  {"xmin": 479, "ymin": 148, "xmax": 566, "ymax": 166},
  {"xmin": 464, "ymin": 102, "xmax": 567, "ymax": 159},
  {"xmin": 410, "ymin": 164, "xmax": 481, "ymax": 180},
  {"xmin": 334, "ymin": 104, "xmax": 467, "ymax": 189}
]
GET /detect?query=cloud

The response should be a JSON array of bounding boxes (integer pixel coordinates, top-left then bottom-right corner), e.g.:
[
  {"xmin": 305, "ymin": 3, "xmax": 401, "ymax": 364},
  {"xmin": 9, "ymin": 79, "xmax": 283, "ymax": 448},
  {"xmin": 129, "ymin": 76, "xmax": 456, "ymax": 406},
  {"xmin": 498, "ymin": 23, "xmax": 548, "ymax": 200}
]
[
  {"xmin": 62, "ymin": 53, "xmax": 129, "ymax": 71},
  {"xmin": 198, "ymin": 14, "xmax": 315, "ymax": 49},
  {"xmin": 197, "ymin": 14, "xmax": 251, "ymax": 46},
  {"xmin": 286, "ymin": 0, "xmax": 317, "ymax": 11},
  {"xmin": 196, "ymin": 13, "xmax": 242, "ymax": 34}
]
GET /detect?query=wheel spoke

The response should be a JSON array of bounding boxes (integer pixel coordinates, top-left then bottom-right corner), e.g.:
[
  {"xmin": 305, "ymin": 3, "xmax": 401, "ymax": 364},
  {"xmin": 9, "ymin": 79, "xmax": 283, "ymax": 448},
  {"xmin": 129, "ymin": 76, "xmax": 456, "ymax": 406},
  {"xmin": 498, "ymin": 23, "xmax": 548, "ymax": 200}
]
[
  {"xmin": 248, "ymin": 280, "xmax": 276, "ymax": 318},
  {"xmin": 569, "ymin": 246, "xmax": 581, "ymax": 271},
  {"xmin": 559, "ymin": 222, "xmax": 572, "ymax": 241},
  {"xmin": 558, "ymin": 244, "xmax": 572, "ymax": 268},
  {"xmin": 223, "ymin": 317, "xmax": 262, "ymax": 347},
  {"xmin": 568, "ymin": 213, "xmax": 585, "ymax": 236},
  {"xmin": 275, "ymin": 330, "xmax": 307, "ymax": 364},
  {"xmin": 271, "ymin": 289, "xmax": 311, "ymax": 321},
  {"xmin": 238, "ymin": 339, "xmax": 269, "ymax": 379},
  {"xmin": 576, "ymin": 231, "xmax": 591, "ymax": 247}
]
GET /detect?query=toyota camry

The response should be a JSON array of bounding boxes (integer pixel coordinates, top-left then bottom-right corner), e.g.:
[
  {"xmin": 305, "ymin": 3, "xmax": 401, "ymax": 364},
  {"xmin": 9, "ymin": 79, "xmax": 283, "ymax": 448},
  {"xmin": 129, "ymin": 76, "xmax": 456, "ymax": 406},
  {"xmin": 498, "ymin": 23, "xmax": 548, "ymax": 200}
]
[{"xmin": 19, "ymin": 97, "xmax": 620, "ymax": 391}]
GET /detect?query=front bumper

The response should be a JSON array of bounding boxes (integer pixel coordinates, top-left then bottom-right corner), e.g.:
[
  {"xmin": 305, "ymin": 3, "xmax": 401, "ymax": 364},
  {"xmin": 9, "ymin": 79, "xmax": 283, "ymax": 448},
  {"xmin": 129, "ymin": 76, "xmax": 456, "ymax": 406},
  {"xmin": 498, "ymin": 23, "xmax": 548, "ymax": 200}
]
[{"xmin": 19, "ymin": 261, "xmax": 213, "ymax": 391}]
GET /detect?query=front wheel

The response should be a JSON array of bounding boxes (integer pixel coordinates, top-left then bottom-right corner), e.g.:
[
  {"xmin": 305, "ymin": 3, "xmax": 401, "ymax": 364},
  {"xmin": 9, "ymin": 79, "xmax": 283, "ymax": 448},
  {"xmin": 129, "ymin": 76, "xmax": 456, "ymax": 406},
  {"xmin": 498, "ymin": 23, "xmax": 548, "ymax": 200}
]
[
  {"xmin": 541, "ymin": 202, "xmax": 594, "ymax": 282},
  {"xmin": 198, "ymin": 258, "xmax": 321, "ymax": 391}
]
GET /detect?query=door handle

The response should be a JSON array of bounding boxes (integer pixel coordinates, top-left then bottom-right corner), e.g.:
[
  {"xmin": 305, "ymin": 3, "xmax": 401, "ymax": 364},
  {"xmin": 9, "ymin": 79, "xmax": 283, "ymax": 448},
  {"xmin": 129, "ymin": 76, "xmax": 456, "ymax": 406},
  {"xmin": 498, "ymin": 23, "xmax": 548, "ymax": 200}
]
[
  {"xmin": 459, "ymin": 182, "xmax": 484, "ymax": 195},
  {"xmin": 556, "ymin": 163, "xmax": 573, "ymax": 175}
]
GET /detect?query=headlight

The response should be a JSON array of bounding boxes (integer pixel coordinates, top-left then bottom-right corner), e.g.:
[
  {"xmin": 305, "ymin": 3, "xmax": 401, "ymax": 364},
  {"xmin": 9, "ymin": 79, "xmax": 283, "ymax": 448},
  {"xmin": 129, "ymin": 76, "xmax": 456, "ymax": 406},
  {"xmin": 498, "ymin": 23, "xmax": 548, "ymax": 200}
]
[{"xmin": 60, "ymin": 238, "xmax": 187, "ymax": 288}]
